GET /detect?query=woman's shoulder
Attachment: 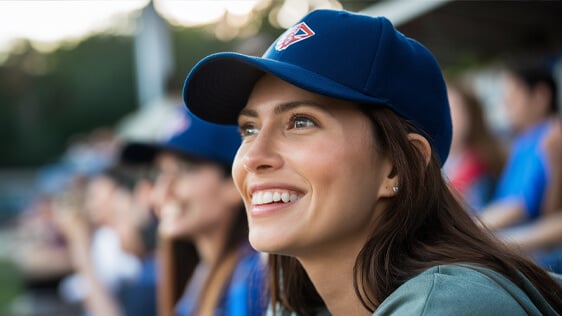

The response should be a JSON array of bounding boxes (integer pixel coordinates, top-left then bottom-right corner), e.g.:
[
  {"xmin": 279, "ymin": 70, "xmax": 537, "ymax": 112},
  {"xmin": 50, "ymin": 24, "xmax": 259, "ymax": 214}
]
[{"xmin": 374, "ymin": 264, "xmax": 556, "ymax": 316}]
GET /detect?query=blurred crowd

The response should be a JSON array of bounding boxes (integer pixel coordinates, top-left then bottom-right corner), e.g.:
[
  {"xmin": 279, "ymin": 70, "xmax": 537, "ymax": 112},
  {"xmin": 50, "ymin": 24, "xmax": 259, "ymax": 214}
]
[
  {"xmin": 0, "ymin": 54, "xmax": 561, "ymax": 316},
  {"xmin": 443, "ymin": 58, "xmax": 562, "ymax": 271}
]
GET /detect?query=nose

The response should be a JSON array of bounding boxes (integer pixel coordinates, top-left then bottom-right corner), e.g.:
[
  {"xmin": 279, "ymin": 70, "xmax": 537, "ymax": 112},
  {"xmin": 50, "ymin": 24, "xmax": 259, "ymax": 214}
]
[{"xmin": 241, "ymin": 129, "xmax": 283, "ymax": 173}]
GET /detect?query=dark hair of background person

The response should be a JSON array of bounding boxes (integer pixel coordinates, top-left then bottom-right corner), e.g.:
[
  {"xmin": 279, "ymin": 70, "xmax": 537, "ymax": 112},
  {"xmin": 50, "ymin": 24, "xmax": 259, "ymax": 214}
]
[
  {"xmin": 506, "ymin": 57, "xmax": 559, "ymax": 115},
  {"xmin": 268, "ymin": 106, "xmax": 562, "ymax": 315},
  {"xmin": 103, "ymin": 164, "xmax": 159, "ymax": 254}
]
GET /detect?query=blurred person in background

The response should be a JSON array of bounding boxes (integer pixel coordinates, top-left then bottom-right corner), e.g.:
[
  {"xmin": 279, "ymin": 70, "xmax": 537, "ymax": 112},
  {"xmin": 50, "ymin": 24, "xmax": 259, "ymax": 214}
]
[
  {"xmin": 53, "ymin": 168, "xmax": 144, "ymax": 315},
  {"xmin": 501, "ymin": 118, "xmax": 562, "ymax": 273},
  {"xmin": 7, "ymin": 126, "xmax": 121, "ymax": 315},
  {"xmin": 134, "ymin": 107, "xmax": 267, "ymax": 316},
  {"xmin": 12, "ymin": 192, "xmax": 74, "ymax": 284},
  {"xmin": 541, "ymin": 118, "xmax": 562, "ymax": 215},
  {"xmin": 443, "ymin": 80, "xmax": 506, "ymax": 211},
  {"xmin": 480, "ymin": 58, "xmax": 559, "ymax": 230},
  {"xmin": 53, "ymin": 162, "xmax": 159, "ymax": 316},
  {"xmin": 9, "ymin": 186, "xmax": 77, "ymax": 316}
]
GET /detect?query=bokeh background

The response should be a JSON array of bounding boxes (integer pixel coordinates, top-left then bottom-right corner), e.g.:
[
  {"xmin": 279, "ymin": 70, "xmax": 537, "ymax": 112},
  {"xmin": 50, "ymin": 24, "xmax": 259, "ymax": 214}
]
[{"xmin": 0, "ymin": 1, "xmax": 561, "ymax": 315}]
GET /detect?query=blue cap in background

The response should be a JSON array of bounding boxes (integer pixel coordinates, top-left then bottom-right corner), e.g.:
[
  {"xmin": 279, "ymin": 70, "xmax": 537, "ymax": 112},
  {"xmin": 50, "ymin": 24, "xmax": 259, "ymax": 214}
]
[
  {"xmin": 121, "ymin": 107, "xmax": 241, "ymax": 167},
  {"xmin": 183, "ymin": 9, "xmax": 452, "ymax": 164}
]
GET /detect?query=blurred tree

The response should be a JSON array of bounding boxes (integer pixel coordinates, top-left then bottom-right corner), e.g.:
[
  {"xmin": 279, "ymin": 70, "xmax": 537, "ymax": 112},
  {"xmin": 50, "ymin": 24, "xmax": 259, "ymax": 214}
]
[
  {"xmin": 0, "ymin": 36, "xmax": 136, "ymax": 167},
  {"xmin": 0, "ymin": 0, "xmax": 376, "ymax": 168},
  {"xmin": 0, "ymin": 26, "xmax": 243, "ymax": 167}
]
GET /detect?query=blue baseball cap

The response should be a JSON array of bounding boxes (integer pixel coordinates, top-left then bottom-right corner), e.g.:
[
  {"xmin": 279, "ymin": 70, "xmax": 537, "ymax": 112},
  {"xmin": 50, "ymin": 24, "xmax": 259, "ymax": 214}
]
[
  {"xmin": 121, "ymin": 107, "xmax": 241, "ymax": 167},
  {"xmin": 183, "ymin": 9, "xmax": 452, "ymax": 164}
]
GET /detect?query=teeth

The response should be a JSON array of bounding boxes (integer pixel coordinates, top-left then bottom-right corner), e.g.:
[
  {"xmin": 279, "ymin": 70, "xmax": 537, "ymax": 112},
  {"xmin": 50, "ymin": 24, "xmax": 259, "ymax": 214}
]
[
  {"xmin": 251, "ymin": 190, "xmax": 300, "ymax": 205},
  {"xmin": 290, "ymin": 193, "xmax": 298, "ymax": 202},
  {"xmin": 251, "ymin": 192, "xmax": 259, "ymax": 205},
  {"xmin": 263, "ymin": 192, "xmax": 273, "ymax": 203}
]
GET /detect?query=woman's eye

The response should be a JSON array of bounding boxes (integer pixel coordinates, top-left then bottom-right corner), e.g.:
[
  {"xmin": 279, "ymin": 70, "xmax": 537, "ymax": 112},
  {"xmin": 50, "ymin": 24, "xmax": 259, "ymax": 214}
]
[
  {"xmin": 290, "ymin": 115, "xmax": 317, "ymax": 129},
  {"xmin": 239, "ymin": 124, "xmax": 259, "ymax": 137}
]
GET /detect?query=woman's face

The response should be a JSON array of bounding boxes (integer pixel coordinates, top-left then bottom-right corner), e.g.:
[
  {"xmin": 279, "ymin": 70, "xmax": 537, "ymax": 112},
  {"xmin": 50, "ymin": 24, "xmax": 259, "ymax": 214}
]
[
  {"xmin": 447, "ymin": 87, "xmax": 469, "ymax": 152},
  {"xmin": 233, "ymin": 74, "xmax": 394, "ymax": 258},
  {"xmin": 503, "ymin": 73, "xmax": 534, "ymax": 132},
  {"xmin": 153, "ymin": 152, "xmax": 238, "ymax": 239},
  {"xmin": 111, "ymin": 186, "xmax": 143, "ymax": 255}
]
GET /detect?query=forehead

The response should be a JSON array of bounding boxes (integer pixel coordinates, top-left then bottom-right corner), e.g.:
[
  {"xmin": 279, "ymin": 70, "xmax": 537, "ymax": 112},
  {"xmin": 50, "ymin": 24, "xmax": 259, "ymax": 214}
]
[{"xmin": 245, "ymin": 74, "xmax": 358, "ymax": 113}]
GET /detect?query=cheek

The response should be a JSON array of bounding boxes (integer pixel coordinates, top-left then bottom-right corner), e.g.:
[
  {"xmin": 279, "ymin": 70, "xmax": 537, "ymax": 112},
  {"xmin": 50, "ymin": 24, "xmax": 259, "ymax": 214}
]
[
  {"xmin": 232, "ymin": 152, "xmax": 247, "ymax": 197},
  {"xmin": 300, "ymin": 135, "xmax": 381, "ymax": 204}
]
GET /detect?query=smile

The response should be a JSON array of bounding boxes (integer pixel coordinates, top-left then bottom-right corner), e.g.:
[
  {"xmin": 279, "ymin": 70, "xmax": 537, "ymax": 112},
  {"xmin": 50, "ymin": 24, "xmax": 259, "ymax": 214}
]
[{"xmin": 251, "ymin": 190, "xmax": 300, "ymax": 205}]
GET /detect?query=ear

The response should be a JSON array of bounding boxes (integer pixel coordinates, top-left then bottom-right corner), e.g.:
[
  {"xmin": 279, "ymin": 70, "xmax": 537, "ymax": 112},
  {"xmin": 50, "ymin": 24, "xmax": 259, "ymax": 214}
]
[{"xmin": 407, "ymin": 133, "xmax": 432, "ymax": 166}]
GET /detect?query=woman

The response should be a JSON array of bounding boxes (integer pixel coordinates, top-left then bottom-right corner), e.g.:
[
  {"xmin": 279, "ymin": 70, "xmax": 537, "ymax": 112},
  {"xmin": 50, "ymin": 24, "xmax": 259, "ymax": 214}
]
[
  {"xmin": 443, "ymin": 81, "xmax": 506, "ymax": 211},
  {"xmin": 53, "ymin": 165, "xmax": 157, "ymax": 316},
  {"xmin": 131, "ymin": 107, "xmax": 268, "ymax": 316},
  {"xmin": 479, "ymin": 59, "xmax": 559, "ymax": 230},
  {"xmin": 182, "ymin": 9, "xmax": 562, "ymax": 315}
]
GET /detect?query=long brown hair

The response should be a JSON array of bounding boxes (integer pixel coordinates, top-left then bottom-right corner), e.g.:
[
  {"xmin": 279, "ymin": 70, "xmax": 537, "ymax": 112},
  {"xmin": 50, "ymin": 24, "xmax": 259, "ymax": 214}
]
[{"xmin": 269, "ymin": 106, "xmax": 562, "ymax": 315}]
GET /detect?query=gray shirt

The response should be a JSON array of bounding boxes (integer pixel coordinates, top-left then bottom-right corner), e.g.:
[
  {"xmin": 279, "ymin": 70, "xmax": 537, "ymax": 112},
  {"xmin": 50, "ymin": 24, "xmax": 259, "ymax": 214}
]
[{"xmin": 270, "ymin": 264, "xmax": 562, "ymax": 315}]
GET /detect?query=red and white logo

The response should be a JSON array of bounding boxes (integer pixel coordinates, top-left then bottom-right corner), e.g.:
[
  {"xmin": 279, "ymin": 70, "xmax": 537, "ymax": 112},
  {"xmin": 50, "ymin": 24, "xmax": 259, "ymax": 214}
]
[
  {"xmin": 275, "ymin": 22, "xmax": 315, "ymax": 51},
  {"xmin": 161, "ymin": 111, "xmax": 191, "ymax": 141}
]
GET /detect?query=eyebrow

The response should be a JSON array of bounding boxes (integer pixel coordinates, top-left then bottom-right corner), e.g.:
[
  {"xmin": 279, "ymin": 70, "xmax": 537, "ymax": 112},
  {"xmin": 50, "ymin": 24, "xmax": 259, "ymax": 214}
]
[{"xmin": 238, "ymin": 101, "xmax": 329, "ymax": 119}]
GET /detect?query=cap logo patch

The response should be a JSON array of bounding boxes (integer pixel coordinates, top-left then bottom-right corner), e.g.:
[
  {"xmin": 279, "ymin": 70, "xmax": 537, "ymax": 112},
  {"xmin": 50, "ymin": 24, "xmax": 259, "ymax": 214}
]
[
  {"xmin": 275, "ymin": 22, "xmax": 315, "ymax": 51},
  {"xmin": 162, "ymin": 112, "xmax": 191, "ymax": 141}
]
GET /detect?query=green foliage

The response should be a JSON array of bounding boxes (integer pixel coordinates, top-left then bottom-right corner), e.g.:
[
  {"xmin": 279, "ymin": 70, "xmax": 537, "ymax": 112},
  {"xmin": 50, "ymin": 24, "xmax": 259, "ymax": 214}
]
[
  {"xmin": 0, "ymin": 16, "xmax": 284, "ymax": 168},
  {"xmin": 0, "ymin": 36, "xmax": 137, "ymax": 167},
  {"xmin": 0, "ymin": 259, "xmax": 24, "ymax": 315}
]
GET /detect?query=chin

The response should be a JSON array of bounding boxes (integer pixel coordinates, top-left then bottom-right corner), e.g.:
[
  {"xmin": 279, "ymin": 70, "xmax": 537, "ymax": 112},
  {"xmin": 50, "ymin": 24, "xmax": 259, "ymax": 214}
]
[
  {"xmin": 249, "ymin": 231, "xmax": 291, "ymax": 254},
  {"xmin": 250, "ymin": 237, "xmax": 309, "ymax": 260}
]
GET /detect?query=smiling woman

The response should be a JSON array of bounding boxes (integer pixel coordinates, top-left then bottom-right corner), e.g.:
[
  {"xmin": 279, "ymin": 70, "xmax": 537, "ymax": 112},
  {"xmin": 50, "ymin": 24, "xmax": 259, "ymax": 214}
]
[{"xmin": 182, "ymin": 8, "xmax": 562, "ymax": 316}]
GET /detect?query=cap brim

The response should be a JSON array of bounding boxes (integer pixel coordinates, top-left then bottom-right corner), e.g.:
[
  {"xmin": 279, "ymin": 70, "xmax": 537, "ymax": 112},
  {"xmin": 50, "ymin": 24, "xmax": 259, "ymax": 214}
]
[
  {"xmin": 120, "ymin": 142, "xmax": 187, "ymax": 164},
  {"xmin": 120, "ymin": 141, "xmax": 218, "ymax": 166},
  {"xmin": 119, "ymin": 142, "xmax": 160, "ymax": 165},
  {"xmin": 183, "ymin": 52, "xmax": 388, "ymax": 125}
]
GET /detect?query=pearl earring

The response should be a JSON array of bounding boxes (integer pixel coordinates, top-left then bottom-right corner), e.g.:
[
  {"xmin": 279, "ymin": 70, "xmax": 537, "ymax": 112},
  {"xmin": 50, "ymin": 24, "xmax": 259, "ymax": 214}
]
[{"xmin": 392, "ymin": 185, "xmax": 399, "ymax": 193}]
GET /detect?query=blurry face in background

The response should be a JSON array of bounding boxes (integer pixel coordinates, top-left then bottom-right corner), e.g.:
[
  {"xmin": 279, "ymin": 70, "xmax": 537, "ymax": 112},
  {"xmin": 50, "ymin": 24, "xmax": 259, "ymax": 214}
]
[
  {"xmin": 84, "ymin": 175, "xmax": 116, "ymax": 226},
  {"xmin": 502, "ymin": 73, "xmax": 542, "ymax": 133},
  {"xmin": 448, "ymin": 87, "xmax": 469, "ymax": 154},
  {"xmin": 153, "ymin": 152, "xmax": 239, "ymax": 240},
  {"xmin": 111, "ymin": 186, "xmax": 143, "ymax": 255}
]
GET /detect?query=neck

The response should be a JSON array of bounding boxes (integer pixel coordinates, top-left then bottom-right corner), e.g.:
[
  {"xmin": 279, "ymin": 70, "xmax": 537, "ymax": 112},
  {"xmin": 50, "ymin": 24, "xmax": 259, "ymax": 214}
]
[
  {"xmin": 298, "ymin": 246, "xmax": 371, "ymax": 316},
  {"xmin": 518, "ymin": 114, "xmax": 551, "ymax": 133}
]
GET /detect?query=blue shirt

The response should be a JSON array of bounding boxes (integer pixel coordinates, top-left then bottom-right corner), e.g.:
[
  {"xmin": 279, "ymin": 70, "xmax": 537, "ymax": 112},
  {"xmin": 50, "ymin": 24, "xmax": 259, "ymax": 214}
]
[
  {"xmin": 492, "ymin": 121, "xmax": 552, "ymax": 220},
  {"xmin": 117, "ymin": 255, "xmax": 158, "ymax": 316},
  {"xmin": 176, "ymin": 244, "xmax": 268, "ymax": 316}
]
